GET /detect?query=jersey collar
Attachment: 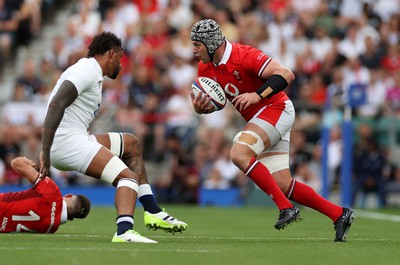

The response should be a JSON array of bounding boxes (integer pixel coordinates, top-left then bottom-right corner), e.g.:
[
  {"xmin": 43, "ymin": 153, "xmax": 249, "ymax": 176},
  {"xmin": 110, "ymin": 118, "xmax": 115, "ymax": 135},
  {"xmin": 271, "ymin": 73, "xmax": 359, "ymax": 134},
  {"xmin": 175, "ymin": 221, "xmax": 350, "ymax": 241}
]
[
  {"xmin": 61, "ymin": 200, "xmax": 68, "ymax": 224},
  {"xmin": 216, "ymin": 40, "xmax": 232, "ymax": 66},
  {"xmin": 90, "ymin": 57, "xmax": 103, "ymax": 77}
]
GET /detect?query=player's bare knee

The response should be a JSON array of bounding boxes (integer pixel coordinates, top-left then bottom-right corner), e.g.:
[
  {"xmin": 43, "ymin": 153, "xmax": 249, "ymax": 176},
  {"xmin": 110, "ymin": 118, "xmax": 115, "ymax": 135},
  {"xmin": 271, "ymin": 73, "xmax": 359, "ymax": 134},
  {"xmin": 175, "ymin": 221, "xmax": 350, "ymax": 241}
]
[
  {"xmin": 111, "ymin": 169, "xmax": 139, "ymax": 187},
  {"xmin": 123, "ymin": 133, "xmax": 141, "ymax": 157},
  {"xmin": 230, "ymin": 145, "xmax": 250, "ymax": 169}
]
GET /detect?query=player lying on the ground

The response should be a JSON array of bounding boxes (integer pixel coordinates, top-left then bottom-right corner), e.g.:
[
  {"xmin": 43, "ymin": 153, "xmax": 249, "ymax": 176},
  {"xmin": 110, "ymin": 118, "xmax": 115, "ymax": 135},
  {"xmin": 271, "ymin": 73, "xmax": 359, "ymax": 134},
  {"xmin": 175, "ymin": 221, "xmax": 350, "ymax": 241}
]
[{"xmin": 0, "ymin": 156, "xmax": 90, "ymax": 233}]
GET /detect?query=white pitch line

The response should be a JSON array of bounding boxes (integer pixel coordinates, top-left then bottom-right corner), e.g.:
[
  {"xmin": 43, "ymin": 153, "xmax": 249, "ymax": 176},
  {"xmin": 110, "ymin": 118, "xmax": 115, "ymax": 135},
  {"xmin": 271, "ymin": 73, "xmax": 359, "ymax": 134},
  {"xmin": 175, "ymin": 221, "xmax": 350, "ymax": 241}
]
[
  {"xmin": 355, "ymin": 210, "xmax": 400, "ymax": 222},
  {"xmin": 0, "ymin": 246, "xmax": 219, "ymax": 253},
  {"xmin": 1, "ymin": 237, "xmax": 400, "ymax": 244}
]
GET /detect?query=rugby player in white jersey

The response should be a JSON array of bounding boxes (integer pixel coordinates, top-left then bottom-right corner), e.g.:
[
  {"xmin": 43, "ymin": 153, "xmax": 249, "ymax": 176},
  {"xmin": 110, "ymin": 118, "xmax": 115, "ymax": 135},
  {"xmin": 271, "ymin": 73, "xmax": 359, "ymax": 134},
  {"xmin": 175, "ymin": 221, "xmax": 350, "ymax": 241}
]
[{"xmin": 39, "ymin": 31, "xmax": 187, "ymax": 243}]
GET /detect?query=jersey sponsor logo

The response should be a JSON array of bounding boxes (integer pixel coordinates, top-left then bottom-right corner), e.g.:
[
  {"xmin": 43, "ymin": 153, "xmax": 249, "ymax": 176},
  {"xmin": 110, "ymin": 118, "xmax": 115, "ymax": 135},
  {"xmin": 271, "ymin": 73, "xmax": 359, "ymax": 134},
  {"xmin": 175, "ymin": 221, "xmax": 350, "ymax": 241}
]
[
  {"xmin": 0, "ymin": 217, "xmax": 8, "ymax": 231},
  {"xmin": 224, "ymin": 83, "xmax": 239, "ymax": 97},
  {"xmin": 46, "ymin": 201, "xmax": 57, "ymax": 233}
]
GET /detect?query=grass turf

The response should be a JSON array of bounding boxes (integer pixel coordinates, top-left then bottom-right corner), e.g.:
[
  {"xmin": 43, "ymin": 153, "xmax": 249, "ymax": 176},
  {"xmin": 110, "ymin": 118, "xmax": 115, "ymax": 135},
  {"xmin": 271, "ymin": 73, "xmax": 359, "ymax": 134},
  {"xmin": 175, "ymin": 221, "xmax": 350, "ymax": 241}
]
[{"xmin": 1, "ymin": 205, "xmax": 399, "ymax": 265}]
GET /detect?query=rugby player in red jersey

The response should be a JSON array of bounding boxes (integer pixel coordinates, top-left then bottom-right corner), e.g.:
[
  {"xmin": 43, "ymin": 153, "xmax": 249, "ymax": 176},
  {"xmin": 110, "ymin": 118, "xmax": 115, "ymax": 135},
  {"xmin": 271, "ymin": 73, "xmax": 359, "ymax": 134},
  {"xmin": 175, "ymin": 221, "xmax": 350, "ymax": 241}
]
[
  {"xmin": 190, "ymin": 19, "xmax": 355, "ymax": 242},
  {"xmin": 0, "ymin": 156, "xmax": 90, "ymax": 233}
]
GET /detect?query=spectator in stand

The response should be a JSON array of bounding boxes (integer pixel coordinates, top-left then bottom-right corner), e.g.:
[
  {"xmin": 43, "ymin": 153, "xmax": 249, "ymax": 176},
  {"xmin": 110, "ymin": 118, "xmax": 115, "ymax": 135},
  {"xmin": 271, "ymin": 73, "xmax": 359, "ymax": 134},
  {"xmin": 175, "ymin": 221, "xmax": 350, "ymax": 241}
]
[
  {"xmin": 265, "ymin": 8, "xmax": 295, "ymax": 55},
  {"xmin": 357, "ymin": 68, "xmax": 388, "ymax": 118},
  {"xmin": 203, "ymin": 141, "xmax": 245, "ymax": 190},
  {"xmin": 0, "ymin": 0, "xmax": 18, "ymax": 62},
  {"xmin": 164, "ymin": 83, "xmax": 198, "ymax": 152},
  {"xmin": 297, "ymin": 44, "xmax": 322, "ymax": 78},
  {"xmin": 372, "ymin": 0, "xmax": 400, "ymax": 23},
  {"xmin": 15, "ymin": 0, "xmax": 42, "ymax": 45},
  {"xmin": 341, "ymin": 57, "xmax": 370, "ymax": 104},
  {"xmin": 63, "ymin": 19, "xmax": 86, "ymax": 57},
  {"xmin": 114, "ymin": 0, "xmax": 140, "ymax": 34},
  {"xmin": 69, "ymin": 0, "xmax": 101, "ymax": 41},
  {"xmin": 163, "ymin": 0, "xmax": 193, "ymax": 33},
  {"xmin": 359, "ymin": 35, "xmax": 385, "ymax": 70},
  {"xmin": 286, "ymin": 23, "xmax": 308, "ymax": 59},
  {"xmin": 313, "ymin": 1, "xmax": 337, "ymax": 37},
  {"xmin": 352, "ymin": 137, "xmax": 388, "ymax": 208},
  {"xmin": 385, "ymin": 70, "xmax": 400, "ymax": 116},
  {"xmin": 338, "ymin": 0, "xmax": 364, "ymax": 24},
  {"xmin": 100, "ymin": 4, "xmax": 126, "ymax": 43},
  {"xmin": 170, "ymin": 27, "xmax": 195, "ymax": 62},
  {"xmin": 311, "ymin": 26, "xmax": 333, "ymax": 62},
  {"xmin": 45, "ymin": 35, "xmax": 70, "ymax": 71},
  {"xmin": 306, "ymin": 142, "xmax": 323, "ymax": 193},
  {"xmin": 307, "ymin": 73, "xmax": 328, "ymax": 107},
  {"xmin": 381, "ymin": 44, "xmax": 400, "ymax": 74},
  {"xmin": 155, "ymin": 132, "xmax": 199, "ymax": 203},
  {"xmin": 214, "ymin": 9, "xmax": 240, "ymax": 43},
  {"xmin": 338, "ymin": 22, "xmax": 365, "ymax": 60},
  {"xmin": 327, "ymin": 126, "xmax": 343, "ymax": 190},
  {"xmin": 0, "ymin": 127, "xmax": 22, "ymax": 185},
  {"xmin": 167, "ymin": 55, "xmax": 196, "ymax": 91},
  {"xmin": 13, "ymin": 57, "xmax": 46, "ymax": 102}
]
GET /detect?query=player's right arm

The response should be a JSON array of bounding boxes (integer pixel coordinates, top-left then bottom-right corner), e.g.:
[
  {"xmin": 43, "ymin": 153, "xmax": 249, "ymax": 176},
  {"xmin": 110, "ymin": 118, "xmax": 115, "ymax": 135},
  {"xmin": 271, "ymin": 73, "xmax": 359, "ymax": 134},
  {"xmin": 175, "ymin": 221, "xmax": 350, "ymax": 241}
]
[
  {"xmin": 11, "ymin": 157, "xmax": 40, "ymax": 184},
  {"xmin": 191, "ymin": 64, "xmax": 215, "ymax": 114},
  {"xmin": 40, "ymin": 80, "xmax": 78, "ymax": 177},
  {"xmin": 190, "ymin": 89, "xmax": 215, "ymax": 114}
]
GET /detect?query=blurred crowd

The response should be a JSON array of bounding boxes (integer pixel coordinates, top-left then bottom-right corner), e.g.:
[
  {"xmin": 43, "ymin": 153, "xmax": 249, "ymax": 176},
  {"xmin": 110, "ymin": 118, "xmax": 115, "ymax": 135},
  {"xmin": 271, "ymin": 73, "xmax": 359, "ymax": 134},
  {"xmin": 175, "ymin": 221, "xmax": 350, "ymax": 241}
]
[
  {"xmin": 0, "ymin": 0, "xmax": 61, "ymax": 71},
  {"xmin": 1, "ymin": 0, "xmax": 400, "ymax": 208}
]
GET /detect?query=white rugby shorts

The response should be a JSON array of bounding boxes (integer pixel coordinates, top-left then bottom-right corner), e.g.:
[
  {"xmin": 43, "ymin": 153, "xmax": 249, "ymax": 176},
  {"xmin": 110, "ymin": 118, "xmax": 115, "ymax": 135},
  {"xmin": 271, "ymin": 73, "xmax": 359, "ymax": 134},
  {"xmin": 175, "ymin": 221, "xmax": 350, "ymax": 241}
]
[
  {"xmin": 249, "ymin": 99, "xmax": 295, "ymax": 153},
  {"xmin": 50, "ymin": 131, "xmax": 101, "ymax": 173}
]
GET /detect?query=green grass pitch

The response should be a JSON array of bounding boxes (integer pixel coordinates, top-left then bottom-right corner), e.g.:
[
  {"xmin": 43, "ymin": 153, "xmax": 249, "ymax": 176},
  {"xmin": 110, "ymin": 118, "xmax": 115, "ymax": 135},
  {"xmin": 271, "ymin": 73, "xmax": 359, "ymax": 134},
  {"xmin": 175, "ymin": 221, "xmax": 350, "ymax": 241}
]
[{"xmin": 1, "ymin": 205, "xmax": 400, "ymax": 265}]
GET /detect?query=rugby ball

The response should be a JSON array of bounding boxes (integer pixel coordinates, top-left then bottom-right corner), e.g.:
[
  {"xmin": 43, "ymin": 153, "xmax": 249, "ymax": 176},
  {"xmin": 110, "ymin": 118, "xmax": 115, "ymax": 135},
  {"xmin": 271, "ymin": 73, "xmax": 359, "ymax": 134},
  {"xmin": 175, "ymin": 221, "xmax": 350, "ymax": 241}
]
[{"xmin": 191, "ymin": 77, "xmax": 226, "ymax": 111}]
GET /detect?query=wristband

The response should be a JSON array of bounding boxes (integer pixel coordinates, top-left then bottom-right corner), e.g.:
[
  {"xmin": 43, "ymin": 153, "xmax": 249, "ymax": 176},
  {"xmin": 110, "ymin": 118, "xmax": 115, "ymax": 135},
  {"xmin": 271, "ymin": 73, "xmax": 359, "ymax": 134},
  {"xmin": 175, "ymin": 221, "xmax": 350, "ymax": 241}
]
[{"xmin": 256, "ymin": 74, "xmax": 288, "ymax": 99}]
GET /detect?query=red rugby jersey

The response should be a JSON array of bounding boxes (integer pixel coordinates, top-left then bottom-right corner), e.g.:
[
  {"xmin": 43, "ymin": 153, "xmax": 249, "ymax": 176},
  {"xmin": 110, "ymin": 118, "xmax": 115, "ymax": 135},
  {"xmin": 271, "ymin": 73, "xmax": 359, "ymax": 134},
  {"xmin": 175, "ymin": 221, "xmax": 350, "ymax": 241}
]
[
  {"xmin": 197, "ymin": 41, "xmax": 289, "ymax": 122},
  {"xmin": 0, "ymin": 177, "xmax": 63, "ymax": 233}
]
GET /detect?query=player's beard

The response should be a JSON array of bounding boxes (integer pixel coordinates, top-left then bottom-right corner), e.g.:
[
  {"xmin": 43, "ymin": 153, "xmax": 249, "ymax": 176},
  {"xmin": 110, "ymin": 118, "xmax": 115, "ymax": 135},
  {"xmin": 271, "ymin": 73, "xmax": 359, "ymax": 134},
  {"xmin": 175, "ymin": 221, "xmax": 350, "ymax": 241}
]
[{"xmin": 109, "ymin": 65, "xmax": 121, "ymax": 79}]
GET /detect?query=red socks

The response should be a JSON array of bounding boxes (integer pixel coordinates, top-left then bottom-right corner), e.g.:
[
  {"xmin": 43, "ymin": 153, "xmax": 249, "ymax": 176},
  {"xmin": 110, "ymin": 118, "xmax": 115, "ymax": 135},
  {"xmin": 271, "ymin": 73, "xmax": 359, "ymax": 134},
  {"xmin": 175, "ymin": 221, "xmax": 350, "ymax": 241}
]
[
  {"xmin": 288, "ymin": 179, "xmax": 342, "ymax": 222},
  {"xmin": 246, "ymin": 157, "xmax": 293, "ymax": 210}
]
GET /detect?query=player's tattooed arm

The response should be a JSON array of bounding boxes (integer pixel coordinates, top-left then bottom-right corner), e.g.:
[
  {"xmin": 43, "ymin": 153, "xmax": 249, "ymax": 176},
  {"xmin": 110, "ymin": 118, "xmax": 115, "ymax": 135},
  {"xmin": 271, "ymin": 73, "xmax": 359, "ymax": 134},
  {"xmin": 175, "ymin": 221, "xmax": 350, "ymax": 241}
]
[{"xmin": 40, "ymin": 80, "xmax": 78, "ymax": 177}]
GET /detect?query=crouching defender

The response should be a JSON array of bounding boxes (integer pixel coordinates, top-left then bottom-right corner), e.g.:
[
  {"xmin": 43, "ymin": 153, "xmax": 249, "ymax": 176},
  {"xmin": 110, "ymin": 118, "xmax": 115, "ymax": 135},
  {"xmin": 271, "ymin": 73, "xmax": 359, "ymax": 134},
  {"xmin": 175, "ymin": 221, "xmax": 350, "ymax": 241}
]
[
  {"xmin": 0, "ymin": 156, "xmax": 90, "ymax": 233},
  {"xmin": 40, "ymin": 31, "xmax": 187, "ymax": 243}
]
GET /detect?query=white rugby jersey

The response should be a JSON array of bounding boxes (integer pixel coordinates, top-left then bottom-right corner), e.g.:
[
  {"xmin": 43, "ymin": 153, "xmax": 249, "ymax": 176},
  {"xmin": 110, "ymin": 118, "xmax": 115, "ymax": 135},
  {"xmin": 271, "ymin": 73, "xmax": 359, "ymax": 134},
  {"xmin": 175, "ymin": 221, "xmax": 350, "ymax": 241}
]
[{"xmin": 46, "ymin": 57, "xmax": 103, "ymax": 134}]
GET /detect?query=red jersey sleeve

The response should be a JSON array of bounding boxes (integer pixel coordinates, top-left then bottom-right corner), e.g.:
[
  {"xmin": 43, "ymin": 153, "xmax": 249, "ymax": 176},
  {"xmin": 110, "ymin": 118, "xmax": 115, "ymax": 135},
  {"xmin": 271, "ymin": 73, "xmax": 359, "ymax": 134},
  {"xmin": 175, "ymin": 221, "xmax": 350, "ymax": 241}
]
[{"xmin": 240, "ymin": 46, "xmax": 271, "ymax": 78}]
